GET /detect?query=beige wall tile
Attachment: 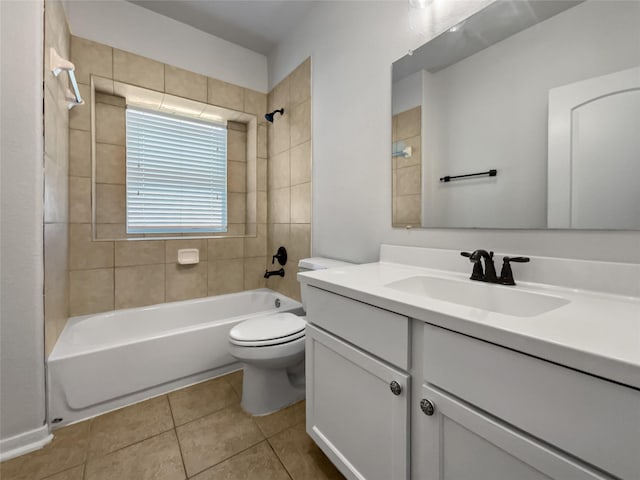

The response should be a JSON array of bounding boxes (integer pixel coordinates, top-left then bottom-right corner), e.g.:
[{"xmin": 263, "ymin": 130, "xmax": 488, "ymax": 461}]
[
  {"xmin": 96, "ymin": 143, "xmax": 126, "ymax": 184},
  {"xmin": 71, "ymin": 36, "xmax": 112, "ymax": 84},
  {"xmin": 290, "ymin": 183, "xmax": 311, "ymax": 224},
  {"xmin": 396, "ymin": 106, "xmax": 421, "ymax": 139},
  {"xmin": 257, "ymin": 124, "xmax": 267, "ymax": 158},
  {"xmin": 268, "ymin": 187, "xmax": 290, "ymax": 224},
  {"xmin": 165, "ymin": 239, "xmax": 208, "ymax": 263},
  {"xmin": 243, "ymin": 88, "xmax": 267, "ymax": 118},
  {"xmin": 207, "ymin": 237, "xmax": 243, "ymax": 260},
  {"xmin": 95, "ymin": 93, "xmax": 125, "ymax": 107},
  {"xmin": 243, "ymin": 223, "xmax": 267, "ymax": 258},
  {"xmin": 268, "ymin": 224, "xmax": 290, "ymax": 257},
  {"xmin": 69, "ymin": 129, "xmax": 91, "ymax": 177},
  {"xmin": 289, "ymin": 224, "xmax": 311, "ymax": 261},
  {"xmin": 115, "ymin": 264, "xmax": 165, "ymax": 309},
  {"xmin": 395, "ymin": 195, "xmax": 421, "ymax": 226},
  {"xmin": 290, "ymin": 58, "xmax": 311, "ymax": 106},
  {"xmin": 165, "ymin": 64, "xmax": 207, "ymax": 102},
  {"xmin": 44, "ymin": 223, "xmax": 68, "ymax": 355},
  {"xmin": 96, "ymin": 184, "xmax": 126, "ymax": 224},
  {"xmin": 228, "ymin": 192, "xmax": 246, "ymax": 224},
  {"xmin": 69, "ymin": 268, "xmax": 114, "ymax": 316},
  {"xmin": 257, "ymin": 192, "xmax": 267, "ymax": 224},
  {"xmin": 290, "ymin": 99, "xmax": 311, "ymax": 147},
  {"xmin": 69, "ymin": 84, "xmax": 90, "ymax": 131},
  {"xmin": 96, "ymin": 103, "xmax": 125, "ymax": 146},
  {"xmin": 69, "ymin": 224, "xmax": 114, "ymax": 270},
  {"xmin": 257, "ymin": 157, "xmax": 267, "ymax": 192},
  {"xmin": 96, "ymin": 223, "xmax": 127, "ymax": 240},
  {"xmin": 246, "ymin": 191, "xmax": 257, "ymax": 225},
  {"xmin": 268, "ymin": 150, "xmax": 290, "ymax": 190},
  {"xmin": 396, "ymin": 165, "xmax": 421, "ymax": 195},
  {"xmin": 165, "ymin": 262, "xmax": 208, "ymax": 302},
  {"xmin": 115, "ymin": 240, "xmax": 165, "ymax": 267},
  {"xmin": 267, "ymin": 115, "xmax": 290, "ymax": 157},
  {"xmin": 227, "ymin": 161, "xmax": 246, "ymax": 193},
  {"xmin": 85, "ymin": 431, "xmax": 183, "ymax": 480},
  {"xmin": 44, "ymin": 155, "xmax": 69, "ymax": 224},
  {"xmin": 207, "ymin": 77, "xmax": 244, "ymax": 111},
  {"xmin": 290, "ymin": 141, "xmax": 311, "ymax": 186},
  {"xmin": 244, "ymin": 257, "xmax": 267, "ymax": 290},
  {"xmin": 113, "ymin": 49, "xmax": 164, "ymax": 92},
  {"xmin": 69, "ymin": 176, "xmax": 91, "ymax": 223},
  {"xmin": 208, "ymin": 259, "xmax": 244, "ymax": 295},
  {"xmin": 268, "ymin": 77, "xmax": 289, "ymax": 113},
  {"xmin": 227, "ymin": 129, "xmax": 247, "ymax": 162}
]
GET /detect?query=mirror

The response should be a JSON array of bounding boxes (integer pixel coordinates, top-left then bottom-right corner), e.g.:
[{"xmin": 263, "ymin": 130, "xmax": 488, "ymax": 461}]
[
  {"xmin": 90, "ymin": 76, "xmax": 259, "ymax": 240},
  {"xmin": 392, "ymin": 0, "xmax": 640, "ymax": 229}
]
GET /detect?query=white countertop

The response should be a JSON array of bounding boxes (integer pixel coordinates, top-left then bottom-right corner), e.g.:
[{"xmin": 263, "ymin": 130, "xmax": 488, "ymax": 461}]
[{"xmin": 298, "ymin": 261, "xmax": 640, "ymax": 389}]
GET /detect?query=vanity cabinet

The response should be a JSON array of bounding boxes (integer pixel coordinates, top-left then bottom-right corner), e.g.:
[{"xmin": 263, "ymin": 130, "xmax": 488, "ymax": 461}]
[{"xmin": 305, "ymin": 287, "xmax": 410, "ymax": 480}]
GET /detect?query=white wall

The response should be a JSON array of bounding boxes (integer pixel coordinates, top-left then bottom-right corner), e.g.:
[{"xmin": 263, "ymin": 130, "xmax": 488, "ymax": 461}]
[
  {"xmin": 268, "ymin": 0, "xmax": 640, "ymax": 264},
  {"xmin": 64, "ymin": 0, "xmax": 268, "ymax": 92},
  {"xmin": 0, "ymin": 0, "xmax": 49, "ymax": 456},
  {"xmin": 392, "ymin": 70, "xmax": 422, "ymax": 115}
]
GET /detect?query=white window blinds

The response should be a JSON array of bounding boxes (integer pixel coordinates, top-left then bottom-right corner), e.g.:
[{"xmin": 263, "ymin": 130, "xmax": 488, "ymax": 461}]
[{"xmin": 126, "ymin": 107, "xmax": 227, "ymax": 234}]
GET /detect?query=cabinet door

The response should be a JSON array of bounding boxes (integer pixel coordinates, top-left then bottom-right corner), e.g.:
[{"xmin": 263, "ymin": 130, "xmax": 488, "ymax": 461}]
[
  {"xmin": 306, "ymin": 324, "xmax": 409, "ymax": 480},
  {"xmin": 418, "ymin": 384, "xmax": 612, "ymax": 480}
]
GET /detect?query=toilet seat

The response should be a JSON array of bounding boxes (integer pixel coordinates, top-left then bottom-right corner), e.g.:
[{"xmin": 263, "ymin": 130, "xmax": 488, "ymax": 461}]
[{"xmin": 229, "ymin": 313, "xmax": 306, "ymax": 347}]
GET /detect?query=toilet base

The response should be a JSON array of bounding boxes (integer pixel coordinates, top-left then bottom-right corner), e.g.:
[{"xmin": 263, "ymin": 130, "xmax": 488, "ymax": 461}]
[{"xmin": 241, "ymin": 362, "xmax": 305, "ymax": 416}]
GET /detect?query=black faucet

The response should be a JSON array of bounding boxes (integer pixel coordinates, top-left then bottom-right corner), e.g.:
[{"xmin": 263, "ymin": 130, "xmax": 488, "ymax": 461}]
[
  {"xmin": 461, "ymin": 250, "xmax": 497, "ymax": 283},
  {"xmin": 498, "ymin": 256, "xmax": 530, "ymax": 285},
  {"xmin": 264, "ymin": 268, "xmax": 285, "ymax": 279}
]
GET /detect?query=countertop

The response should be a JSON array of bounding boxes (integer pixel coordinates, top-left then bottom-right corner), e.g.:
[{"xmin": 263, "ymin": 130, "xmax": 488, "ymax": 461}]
[{"xmin": 298, "ymin": 261, "xmax": 640, "ymax": 390}]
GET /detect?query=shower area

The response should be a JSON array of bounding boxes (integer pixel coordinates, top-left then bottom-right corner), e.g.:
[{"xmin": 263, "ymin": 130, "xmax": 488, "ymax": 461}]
[{"xmin": 42, "ymin": 1, "xmax": 312, "ymax": 429}]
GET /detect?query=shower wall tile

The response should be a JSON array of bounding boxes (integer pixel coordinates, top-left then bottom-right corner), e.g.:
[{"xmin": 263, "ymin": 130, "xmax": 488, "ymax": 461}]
[
  {"xmin": 165, "ymin": 239, "xmax": 208, "ymax": 263},
  {"xmin": 115, "ymin": 240, "xmax": 165, "ymax": 267},
  {"xmin": 95, "ymin": 184, "xmax": 126, "ymax": 224},
  {"xmin": 71, "ymin": 36, "xmax": 113, "ymax": 84},
  {"xmin": 268, "ymin": 151, "xmax": 290, "ymax": 191},
  {"xmin": 44, "ymin": 154, "xmax": 69, "ymax": 224},
  {"xmin": 69, "ymin": 129, "xmax": 91, "ymax": 177},
  {"xmin": 165, "ymin": 263, "xmax": 208, "ymax": 302},
  {"xmin": 257, "ymin": 157, "xmax": 267, "ymax": 192},
  {"xmin": 290, "ymin": 183, "xmax": 311, "ymax": 224},
  {"xmin": 207, "ymin": 77, "xmax": 244, "ymax": 111},
  {"xmin": 68, "ymin": 84, "xmax": 91, "ymax": 131},
  {"xmin": 290, "ymin": 100, "xmax": 311, "ymax": 148},
  {"xmin": 69, "ymin": 268, "xmax": 114, "ymax": 316},
  {"xmin": 243, "ymin": 88, "xmax": 267, "ymax": 119},
  {"xmin": 290, "ymin": 141, "xmax": 311, "ymax": 186},
  {"xmin": 208, "ymin": 237, "xmax": 244, "ymax": 260},
  {"xmin": 243, "ymin": 257, "xmax": 268, "ymax": 290},
  {"xmin": 392, "ymin": 106, "xmax": 422, "ymax": 227},
  {"xmin": 289, "ymin": 224, "xmax": 311, "ymax": 261},
  {"xmin": 289, "ymin": 58, "xmax": 311, "ymax": 107},
  {"xmin": 243, "ymin": 223, "xmax": 267, "ymax": 258},
  {"xmin": 208, "ymin": 259, "xmax": 244, "ymax": 295},
  {"xmin": 69, "ymin": 176, "xmax": 92, "ymax": 223},
  {"xmin": 113, "ymin": 49, "xmax": 165, "ymax": 92},
  {"xmin": 228, "ymin": 161, "xmax": 247, "ymax": 193},
  {"xmin": 258, "ymin": 125, "xmax": 268, "ymax": 158},
  {"xmin": 227, "ymin": 129, "xmax": 247, "ymax": 162},
  {"xmin": 268, "ymin": 187, "xmax": 290, "ymax": 224},
  {"xmin": 69, "ymin": 224, "xmax": 114, "ymax": 270},
  {"xmin": 164, "ymin": 65, "xmax": 207, "ymax": 102},
  {"xmin": 228, "ymin": 193, "xmax": 247, "ymax": 224},
  {"xmin": 44, "ymin": 223, "xmax": 69, "ymax": 354},
  {"xmin": 115, "ymin": 264, "xmax": 165, "ymax": 309},
  {"xmin": 96, "ymin": 143, "xmax": 126, "ymax": 184},
  {"xmin": 95, "ymin": 103, "xmax": 126, "ymax": 145}
]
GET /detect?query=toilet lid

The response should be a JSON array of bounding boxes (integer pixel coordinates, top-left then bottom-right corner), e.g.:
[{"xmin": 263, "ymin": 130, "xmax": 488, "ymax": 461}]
[{"xmin": 229, "ymin": 313, "xmax": 306, "ymax": 346}]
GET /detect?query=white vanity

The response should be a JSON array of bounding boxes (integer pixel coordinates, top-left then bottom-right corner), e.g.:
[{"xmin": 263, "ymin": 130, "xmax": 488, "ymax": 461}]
[{"xmin": 298, "ymin": 245, "xmax": 640, "ymax": 480}]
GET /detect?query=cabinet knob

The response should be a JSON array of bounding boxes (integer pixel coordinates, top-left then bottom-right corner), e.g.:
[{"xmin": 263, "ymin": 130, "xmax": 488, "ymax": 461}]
[
  {"xmin": 420, "ymin": 398, "xmax": 435, "ymax": 416},
  {"xmin": 389, "ymin": 381, "xmax": 402, "ymax": 396}
]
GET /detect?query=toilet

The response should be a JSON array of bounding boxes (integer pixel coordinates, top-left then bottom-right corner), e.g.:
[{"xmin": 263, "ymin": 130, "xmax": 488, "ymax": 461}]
[{"xmin": 228, "ymin": 257, "xmax": 354, "ymax": 415}]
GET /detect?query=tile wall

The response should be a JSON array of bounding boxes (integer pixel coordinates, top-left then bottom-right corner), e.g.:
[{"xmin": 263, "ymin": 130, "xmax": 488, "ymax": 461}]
[
  {"xmin": 392, "ymin": 106, "xmax": 422, "ymax": 227},
  {"xmin": 265, "ymin": 59, "xmax": 312, "ymax": 301},
  {"xmin": 67, "ymin": 36, "xmax": 269, "ymax": 318},
  {"xmin": 44, "ymin": 0, "xmax": 71, "ymax": 354}
]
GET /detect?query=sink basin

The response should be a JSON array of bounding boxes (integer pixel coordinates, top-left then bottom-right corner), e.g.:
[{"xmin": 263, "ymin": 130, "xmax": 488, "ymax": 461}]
[{"xmin": 385, "ymin": 275, "xmax": 569, "ymax": 317}]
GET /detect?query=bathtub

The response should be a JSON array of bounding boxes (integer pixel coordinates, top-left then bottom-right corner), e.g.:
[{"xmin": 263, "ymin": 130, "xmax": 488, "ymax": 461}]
[{"xmin": 48, "ymin": 289, "xmax": 303, "ymax": 427}]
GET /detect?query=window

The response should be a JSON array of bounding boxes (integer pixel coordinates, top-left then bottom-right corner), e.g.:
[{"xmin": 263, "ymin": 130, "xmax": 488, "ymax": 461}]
[{"xmin": 125, "ymin": 106, "xmax": 227, "ymax": 234}]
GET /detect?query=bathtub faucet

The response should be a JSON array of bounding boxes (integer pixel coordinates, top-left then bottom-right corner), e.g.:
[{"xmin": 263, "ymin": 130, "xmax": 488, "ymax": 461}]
[{"xmin": 264, "ymin": 268, "xmax": 285, "ymax": 279}]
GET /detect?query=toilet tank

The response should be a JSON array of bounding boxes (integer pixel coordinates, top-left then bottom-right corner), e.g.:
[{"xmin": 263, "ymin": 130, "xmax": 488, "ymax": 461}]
[{"xmin": 298, "ymin": 257, "xmax": 355, "ymax": 310}]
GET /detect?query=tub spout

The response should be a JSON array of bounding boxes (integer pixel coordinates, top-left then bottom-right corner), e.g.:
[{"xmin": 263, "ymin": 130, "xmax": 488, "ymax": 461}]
[{"xmin": 264, "ymin": 268, "xmax": 285, "ymax": 278}]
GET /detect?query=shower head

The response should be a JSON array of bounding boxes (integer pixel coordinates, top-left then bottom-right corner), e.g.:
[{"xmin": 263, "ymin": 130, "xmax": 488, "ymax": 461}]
[{"xmin": 265, "ymin": 108, "xmax": 284, "ymax": 123}]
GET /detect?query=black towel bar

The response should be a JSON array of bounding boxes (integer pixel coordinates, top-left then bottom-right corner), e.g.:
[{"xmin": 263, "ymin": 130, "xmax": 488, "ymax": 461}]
[{"xmin": 440, "ymin": 169, "xmax": 497, "ymax": 182}]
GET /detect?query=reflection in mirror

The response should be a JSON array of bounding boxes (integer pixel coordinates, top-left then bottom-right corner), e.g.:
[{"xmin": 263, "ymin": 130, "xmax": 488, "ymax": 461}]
[
  {"xmin": 91, "ymin": 76, "xmax": 258, "ymax": 240},
  {"xmin": 392, "ymin": 0, "xmax": 640, "ymax": 229}
]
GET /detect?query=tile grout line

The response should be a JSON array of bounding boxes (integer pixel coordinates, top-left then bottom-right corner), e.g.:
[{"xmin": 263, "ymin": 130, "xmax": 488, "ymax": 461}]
[
  {"xmin": 185, "ymin": 437, "xmax": 266, "ymax": 479},
  {"xmin": 165, "ymin": 394, "xmax": 189, "ymax": 479},
  {"xmin": 266, "ymin": 438, "xmax": 295, "ymax": 480}
]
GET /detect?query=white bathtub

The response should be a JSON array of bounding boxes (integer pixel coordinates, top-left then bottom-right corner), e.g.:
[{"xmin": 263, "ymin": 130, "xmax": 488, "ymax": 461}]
[{"xmin": 48, "ymin": 289, "xmax": 303, "ymax": 427}]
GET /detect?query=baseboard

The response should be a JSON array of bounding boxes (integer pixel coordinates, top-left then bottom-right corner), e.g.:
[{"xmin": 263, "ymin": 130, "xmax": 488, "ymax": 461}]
[{"xmin": 0, "ymin": 425, "xmax": 52, "ymax": 462}]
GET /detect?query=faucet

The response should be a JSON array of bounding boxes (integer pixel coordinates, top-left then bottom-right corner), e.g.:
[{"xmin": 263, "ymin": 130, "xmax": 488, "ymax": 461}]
[
  {"xmin": 461, "ymin": 250, "xmax": 530, "ymax": 285},
  {"xmin": 461, "ymin": 250, "xmax": 497, "ymax": 283},
  {"xmin": 264, "ymin": 268, "xmax": 285, "ymax": 279}
]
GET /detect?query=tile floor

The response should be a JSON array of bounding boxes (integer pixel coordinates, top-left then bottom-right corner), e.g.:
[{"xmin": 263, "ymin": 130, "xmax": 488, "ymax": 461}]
[{"xmin": 0, "ymin": 371, "xmax": 345, "ymax": 480}]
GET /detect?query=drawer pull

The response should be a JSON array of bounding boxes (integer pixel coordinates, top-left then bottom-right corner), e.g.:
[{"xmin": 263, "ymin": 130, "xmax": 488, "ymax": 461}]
[
  {"xmin": 420, "ymin": 398, "xmax": 435, "ymax": 416},
  {"xmin": 390, "ymin": 381, "xmax": 402, "ymax": 396}
]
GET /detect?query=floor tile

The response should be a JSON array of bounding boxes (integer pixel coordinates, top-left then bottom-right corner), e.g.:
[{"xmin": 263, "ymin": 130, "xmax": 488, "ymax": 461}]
[
  {"xmin": 190, "ymin": 441, "xmax": 290, "ymax": 480},
  {"xmin": 226, "ymin": 370, "xmax": 243, "ymax": 398},
  {"xmin": 269, "ymin": 424, "xmax": 345, "ymax": 480},
  {"xmin": 85, "ymin": 430, "xmax": 185, "ymax": 480},
  {"xmin": 176, "ymin": 404, "xmax": 264, "ymax": 477},
  {"xmin": 254, "ymin": 401, "xmax": 305, "ymax": 438},
  {"xmin": 168, "ymin": 377, "xmax": 239, "ymax": 426},
  {"xmin": 0, "ymin": 421, "xmax": 90, "ymax": 480},
  {"xmin": 43, "ymin": 465, "xmax": 84, "ymax": 480},
  {"xmin": 87, "ymin": 396, "xmax": 174, "ymax": 458}
]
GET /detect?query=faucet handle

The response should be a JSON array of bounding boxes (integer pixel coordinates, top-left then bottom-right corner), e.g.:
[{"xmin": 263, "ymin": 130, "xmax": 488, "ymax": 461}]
[
  {"xmin": 461, "ymin": 251, "xmax": 484, "ymax": 280},
  {"xmin": 499, "ymin": 256, "xmax": 530, "ymax": 285}
]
